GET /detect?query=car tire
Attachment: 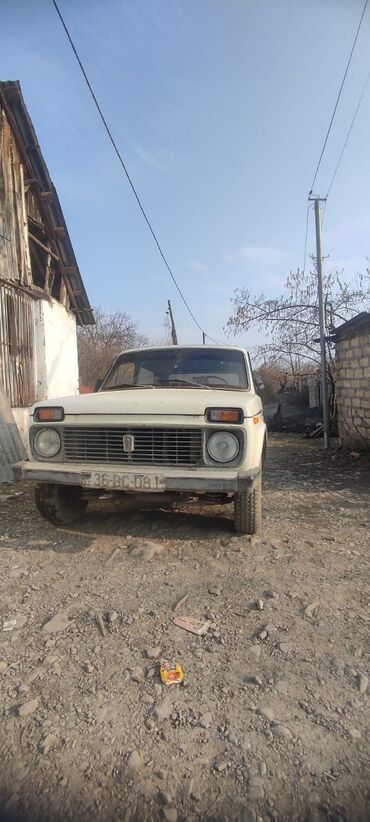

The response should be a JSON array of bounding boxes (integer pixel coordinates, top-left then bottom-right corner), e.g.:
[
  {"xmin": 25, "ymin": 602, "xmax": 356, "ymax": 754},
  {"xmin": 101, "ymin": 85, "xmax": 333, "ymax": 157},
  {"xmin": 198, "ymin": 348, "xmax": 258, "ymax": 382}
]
[
  {"xmin": 234, "ymin": 472, "xmax": 262, "ymax": 534},
  {"xmin": 35, "ymin": 483, "xmax": 87, "ymax": 526}
]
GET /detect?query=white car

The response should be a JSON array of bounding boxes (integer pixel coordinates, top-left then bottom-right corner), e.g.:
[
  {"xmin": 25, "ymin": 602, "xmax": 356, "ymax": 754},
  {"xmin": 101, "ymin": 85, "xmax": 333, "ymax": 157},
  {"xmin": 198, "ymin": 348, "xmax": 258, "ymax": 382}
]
[{"xmin": 16, "ymin": 346, "xmax": 267, "ymax": 534}]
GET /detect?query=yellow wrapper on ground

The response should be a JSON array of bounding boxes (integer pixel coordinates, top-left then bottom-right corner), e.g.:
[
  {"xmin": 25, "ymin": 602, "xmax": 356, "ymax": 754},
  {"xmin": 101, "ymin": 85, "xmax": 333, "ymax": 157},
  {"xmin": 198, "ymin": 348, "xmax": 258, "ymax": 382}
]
[{"xmin": 159, "ymin": 658, "xmax": 184, "ymax": 686}]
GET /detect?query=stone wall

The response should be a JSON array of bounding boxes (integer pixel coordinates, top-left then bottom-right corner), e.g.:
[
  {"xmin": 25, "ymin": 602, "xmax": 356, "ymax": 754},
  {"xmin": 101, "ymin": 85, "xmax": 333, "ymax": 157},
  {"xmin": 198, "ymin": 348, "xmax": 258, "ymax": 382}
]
[{"xmin": 336, "ymin": 327, "xmax": 370, "ymax": 448}]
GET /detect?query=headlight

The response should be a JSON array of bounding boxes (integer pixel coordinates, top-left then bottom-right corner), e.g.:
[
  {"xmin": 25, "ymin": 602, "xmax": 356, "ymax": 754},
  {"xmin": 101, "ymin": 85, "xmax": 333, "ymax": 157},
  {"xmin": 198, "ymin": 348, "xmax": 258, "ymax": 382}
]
[
  {"xmin": 206, "ymin": 408, "xmax": 243, "ymax": 424},
  {"xmin": 34, "ymin": 428, "xmax": 61, "ymax": 458},
  {"xmin": 33, "ymin": 406, "xmax": 64, "ymax": 422},
  {"xmin": 207, "ymin": 431, "xmax": 240, "ymax": 463}
]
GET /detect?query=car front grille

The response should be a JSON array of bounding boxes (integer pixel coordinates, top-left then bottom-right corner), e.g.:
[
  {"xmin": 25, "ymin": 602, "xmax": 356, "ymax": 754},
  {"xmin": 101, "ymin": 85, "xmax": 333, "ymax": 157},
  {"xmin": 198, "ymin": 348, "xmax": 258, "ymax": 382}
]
[{"xmin": 62, "ymin": 427, "xmax": 203, "ymax": 467}]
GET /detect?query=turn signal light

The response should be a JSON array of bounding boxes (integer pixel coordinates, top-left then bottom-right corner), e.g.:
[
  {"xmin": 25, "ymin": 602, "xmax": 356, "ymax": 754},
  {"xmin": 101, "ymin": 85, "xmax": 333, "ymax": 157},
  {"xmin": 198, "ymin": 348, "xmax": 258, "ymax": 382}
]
[
  {"xmin": 33, "ymin": 407, "xmax": 64, "ymax": 422},
  {"xmin": 206, "ymin": 408, "xmax": 243, "ymax": 424}
]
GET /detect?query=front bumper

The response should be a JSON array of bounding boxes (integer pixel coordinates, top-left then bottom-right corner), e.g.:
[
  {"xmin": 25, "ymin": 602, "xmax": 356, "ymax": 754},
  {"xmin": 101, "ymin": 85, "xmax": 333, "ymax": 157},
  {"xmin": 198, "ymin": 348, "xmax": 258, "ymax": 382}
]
[{"xmin": 14, "ymin": 461, "xmax": 261, "ymax": 493}]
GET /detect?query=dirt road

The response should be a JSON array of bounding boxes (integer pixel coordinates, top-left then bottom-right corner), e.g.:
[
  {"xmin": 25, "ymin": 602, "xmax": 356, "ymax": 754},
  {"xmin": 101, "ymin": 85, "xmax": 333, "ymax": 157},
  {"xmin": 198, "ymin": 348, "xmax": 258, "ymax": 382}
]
[{"xmin": 0, "ymin": 435, "xmax": 369, "ymax": 822}]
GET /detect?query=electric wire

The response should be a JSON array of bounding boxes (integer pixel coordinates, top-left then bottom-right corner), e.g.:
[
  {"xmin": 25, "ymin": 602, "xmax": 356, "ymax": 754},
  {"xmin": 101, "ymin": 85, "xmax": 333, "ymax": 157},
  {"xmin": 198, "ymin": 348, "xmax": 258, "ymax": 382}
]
[
  {"xmin": 326, "ymin": 66, "xmax": 370, "ymax": 199},
  {"xmin": 320, "ymin": 65, "xmax": 370, "ymax": 228},
  {"xmin": 52, "ymin": 0, "xmax": 219, "ymax": 345},
  {"xmin": 309, "ymin": 0, "xmax": 368, "ymax": 195}
]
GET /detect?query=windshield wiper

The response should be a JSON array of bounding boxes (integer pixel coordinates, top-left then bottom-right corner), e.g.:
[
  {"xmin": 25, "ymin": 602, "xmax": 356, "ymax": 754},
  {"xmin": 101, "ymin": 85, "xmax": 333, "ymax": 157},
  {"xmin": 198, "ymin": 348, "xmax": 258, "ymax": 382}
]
[
  {"xmin": 104, "ymin": 378, "xmax": 212, "ymax": 391},
  {"xmin": 154, "ymin": 378, "xmax": 211, "ymax": 389},
  {"xmin": 104, "ymin": 383, "xmax": 154, "ymax": 391}
]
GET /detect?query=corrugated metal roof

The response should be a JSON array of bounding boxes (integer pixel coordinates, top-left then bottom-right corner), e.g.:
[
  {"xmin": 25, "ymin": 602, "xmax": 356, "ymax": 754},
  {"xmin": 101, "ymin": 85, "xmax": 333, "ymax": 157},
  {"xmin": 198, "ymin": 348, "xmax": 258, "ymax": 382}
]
[
  {"xmin": 0, "ymin": 80, "xmax": 94, "ymax": 326},
  {"xmin": 332, "ymin": 312, "xmax": 370, "ymax": 340},
  {"xmin": 0, "ymin": 382, "xmax": 26, "ymax": 483}
]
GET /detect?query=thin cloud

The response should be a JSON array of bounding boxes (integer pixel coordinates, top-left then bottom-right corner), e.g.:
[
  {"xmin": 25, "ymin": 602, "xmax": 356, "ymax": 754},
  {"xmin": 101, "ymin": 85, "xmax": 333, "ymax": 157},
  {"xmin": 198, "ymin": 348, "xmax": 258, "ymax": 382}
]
[
  {"xmin": 327, "ymin": 256, "xmax": 369, "ymax": 272},
  {"xmin": 164, "ymin": 101, "xmax": 186, "ymax": 117},
  {"xmin": 188, "ymin": 260, "xmax": 207, "ymax": 272},
  {"xmin": 134, "ymin": 146, "xmax": 166, "ymax": 171},
  {"xmin": 132, "ymin": 144, "xmax": 180, "ymax": 173},
  {"xmin": 343, "ymin": 215, "xmax": 370, "ymax": 234},
  {"xmin": 225, "ymin": 246, "xmax": 289, "ymax": 266}
]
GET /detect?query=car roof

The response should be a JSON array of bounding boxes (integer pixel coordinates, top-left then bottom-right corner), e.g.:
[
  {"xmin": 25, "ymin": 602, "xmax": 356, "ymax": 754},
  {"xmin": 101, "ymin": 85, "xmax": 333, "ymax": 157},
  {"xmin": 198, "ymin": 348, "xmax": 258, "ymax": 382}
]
[{"xmin": 114, "ymin": 345, "xmax": 248, "ymax": 356}]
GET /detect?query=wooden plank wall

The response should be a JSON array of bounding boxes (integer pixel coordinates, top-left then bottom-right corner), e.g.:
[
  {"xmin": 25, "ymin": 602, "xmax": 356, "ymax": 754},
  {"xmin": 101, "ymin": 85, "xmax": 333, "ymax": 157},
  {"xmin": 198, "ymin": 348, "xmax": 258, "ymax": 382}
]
[
  {"xmin": 0, "ymin": 107, "xmax": 32, "ymax": 287},
  {"xmin": 0, "ymin": 379, "xmax": 27, "ymax": 483},
  {"xmin": 0, "ymin": 104, "xmax": 36, "ymax": 407},
  {"xmin": 0, "ymin": 282, "xmax": 36, "ymax": 407}
]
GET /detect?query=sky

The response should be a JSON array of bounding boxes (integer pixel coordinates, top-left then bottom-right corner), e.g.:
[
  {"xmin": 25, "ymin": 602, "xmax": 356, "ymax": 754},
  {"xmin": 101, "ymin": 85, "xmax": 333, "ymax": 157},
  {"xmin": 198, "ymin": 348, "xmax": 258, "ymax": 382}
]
[{"xmin": 2, "ymin": 0, "xmax": 370, "ymax": 348}]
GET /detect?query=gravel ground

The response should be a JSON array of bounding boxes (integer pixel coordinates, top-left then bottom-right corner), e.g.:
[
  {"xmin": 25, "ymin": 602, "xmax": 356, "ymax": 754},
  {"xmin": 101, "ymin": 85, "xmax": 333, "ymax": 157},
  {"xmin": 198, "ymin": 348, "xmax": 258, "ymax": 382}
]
[{"xmin": 0, "ymin": 434, "xmax": 369, "ymax": 822}]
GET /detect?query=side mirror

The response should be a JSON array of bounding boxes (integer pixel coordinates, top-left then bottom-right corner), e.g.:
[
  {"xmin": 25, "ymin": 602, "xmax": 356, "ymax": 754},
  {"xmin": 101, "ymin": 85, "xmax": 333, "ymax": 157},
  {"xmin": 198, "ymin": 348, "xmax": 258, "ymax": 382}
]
[
  {"xmin": 253, "ymin": 371, "xmax": 264, "ymax": 391},
  {"xmin": 94, "ymin": 377, "xmax": 103, "ymax": 392}
]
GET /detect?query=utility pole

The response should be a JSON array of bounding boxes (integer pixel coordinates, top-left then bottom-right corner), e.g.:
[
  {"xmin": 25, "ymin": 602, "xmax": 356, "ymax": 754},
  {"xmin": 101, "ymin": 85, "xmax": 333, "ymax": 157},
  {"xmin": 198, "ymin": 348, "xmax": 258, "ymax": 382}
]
[
  {"xmin": 310, "ymin": 196, "xmax": 330, "ymax": 448},
  {"xmin": 167, "ymin": 300, "xmax": 178, "ymax": 345}
]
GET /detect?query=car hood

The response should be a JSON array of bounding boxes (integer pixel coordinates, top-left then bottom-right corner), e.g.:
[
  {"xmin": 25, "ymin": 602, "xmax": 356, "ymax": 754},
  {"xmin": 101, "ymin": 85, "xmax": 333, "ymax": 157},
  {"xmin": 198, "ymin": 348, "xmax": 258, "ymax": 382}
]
[{"xmin": 32, "ymin": 388, "xmax": 263, "ymax": 418}]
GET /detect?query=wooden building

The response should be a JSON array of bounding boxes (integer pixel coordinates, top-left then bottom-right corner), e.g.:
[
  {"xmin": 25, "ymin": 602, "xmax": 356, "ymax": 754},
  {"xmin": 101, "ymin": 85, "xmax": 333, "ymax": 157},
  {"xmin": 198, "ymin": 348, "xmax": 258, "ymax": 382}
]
[{"xmin": 0, "ymin": 80, "xmax": 94, "ymax": 446}]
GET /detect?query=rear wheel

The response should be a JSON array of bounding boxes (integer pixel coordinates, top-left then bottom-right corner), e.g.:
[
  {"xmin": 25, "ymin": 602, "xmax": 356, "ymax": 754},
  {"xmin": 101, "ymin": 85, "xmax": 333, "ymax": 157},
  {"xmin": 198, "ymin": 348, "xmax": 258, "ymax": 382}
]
[
  {"xmin": 35, "ymin": 483, "xmax": 87, "ymax": 526},
  {"xmin": 234, "ymin": 472, "xmax": 262, "ymax": 534}
]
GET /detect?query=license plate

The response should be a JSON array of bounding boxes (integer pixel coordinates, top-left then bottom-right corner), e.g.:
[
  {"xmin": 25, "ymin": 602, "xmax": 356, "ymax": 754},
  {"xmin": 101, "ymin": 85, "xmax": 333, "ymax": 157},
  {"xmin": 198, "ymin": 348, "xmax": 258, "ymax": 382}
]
[{"xmin": 81, "ymin": 471, "xmax": 165, "ymax": 492}]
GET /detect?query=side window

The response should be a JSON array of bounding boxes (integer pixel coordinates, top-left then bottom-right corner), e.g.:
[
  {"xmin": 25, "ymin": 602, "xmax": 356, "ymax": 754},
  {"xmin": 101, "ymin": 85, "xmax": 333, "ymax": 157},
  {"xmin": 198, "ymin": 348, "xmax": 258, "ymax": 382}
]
[
  {"xmin": 137, "ymin": 366, "xmax": 154, "ymax": 385},
  {"xmin": 246, "ymin": 353, "xmax": 255, "ymax": 391},
  {"xmin": 112, "ymin": 361, "xmax": 135, "ymax": 386}
]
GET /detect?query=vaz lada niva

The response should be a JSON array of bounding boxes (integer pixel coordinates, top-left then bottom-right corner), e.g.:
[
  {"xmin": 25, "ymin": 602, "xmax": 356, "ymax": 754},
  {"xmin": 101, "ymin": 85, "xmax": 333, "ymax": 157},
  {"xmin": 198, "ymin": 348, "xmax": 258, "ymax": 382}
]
[{"xmin": 17, "ymin": 346, "xmax": 267, "ymax": 534}]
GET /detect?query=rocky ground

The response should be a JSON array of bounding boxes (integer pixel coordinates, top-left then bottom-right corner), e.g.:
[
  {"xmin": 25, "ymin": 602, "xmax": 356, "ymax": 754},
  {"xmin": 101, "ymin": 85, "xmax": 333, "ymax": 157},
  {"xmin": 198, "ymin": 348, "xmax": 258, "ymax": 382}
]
[{"xmin": 0, "ymin": 434, "xmax": 369, "ymax": 822}]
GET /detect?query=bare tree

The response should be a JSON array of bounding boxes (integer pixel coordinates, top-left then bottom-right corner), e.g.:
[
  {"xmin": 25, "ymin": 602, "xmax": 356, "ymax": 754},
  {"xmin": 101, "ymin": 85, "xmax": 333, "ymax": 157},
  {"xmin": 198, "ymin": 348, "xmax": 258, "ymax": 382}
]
[
  {"xmin": 78, "ymin": 307, "xmax": 147, "ymax": 389},
  {"xmin": 226, "ymin": 266, "xmax": 370, "ymax": 415},
  {"xmin": 257, "ymin": 363, "xmax": 287, "ymax": 403},
  {"xmin": 148, "ymin": 308, "xmax": 173, "ymax": 348}
]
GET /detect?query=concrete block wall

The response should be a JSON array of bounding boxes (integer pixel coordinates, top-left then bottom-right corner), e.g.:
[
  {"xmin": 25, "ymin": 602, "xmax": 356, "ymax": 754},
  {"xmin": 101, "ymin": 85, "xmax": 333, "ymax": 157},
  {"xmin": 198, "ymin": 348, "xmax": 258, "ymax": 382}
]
[{"xmin": 336, "ymin": 329, "xmax": 370, "ymax": 448}]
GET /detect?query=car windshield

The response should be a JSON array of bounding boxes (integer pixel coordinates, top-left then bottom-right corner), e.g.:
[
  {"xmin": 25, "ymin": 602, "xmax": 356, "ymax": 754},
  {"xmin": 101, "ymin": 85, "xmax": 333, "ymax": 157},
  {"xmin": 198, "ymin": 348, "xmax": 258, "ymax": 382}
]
[{"xmin": 101, "ymin": 348, "xmax": 249, "ymax": 391}]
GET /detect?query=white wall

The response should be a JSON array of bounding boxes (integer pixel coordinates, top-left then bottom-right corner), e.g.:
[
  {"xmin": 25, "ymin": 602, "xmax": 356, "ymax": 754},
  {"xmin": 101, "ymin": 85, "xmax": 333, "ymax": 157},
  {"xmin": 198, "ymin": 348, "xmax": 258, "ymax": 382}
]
[
  {"xmin": 36, "ymin": 299, "xmax": 79, "ymax": 400},
  {"xmin": 13, "ymin": 298, "xmax": 79, "ymax": 450},
  {"xmin": 12, "ymin": 407, "xmax": 32, "ymax": 451}
]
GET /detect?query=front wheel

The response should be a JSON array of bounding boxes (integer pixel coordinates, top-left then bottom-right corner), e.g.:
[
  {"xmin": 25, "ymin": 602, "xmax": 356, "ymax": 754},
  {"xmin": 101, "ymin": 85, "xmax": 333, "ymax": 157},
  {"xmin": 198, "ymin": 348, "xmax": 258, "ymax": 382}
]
[
  {"xmin": 35, "ymin": 483, "xmax": 87, "ymax": 526},
  {"xmin": 234, "ymin": 472, "xmax": 262, "ymax": 535}
]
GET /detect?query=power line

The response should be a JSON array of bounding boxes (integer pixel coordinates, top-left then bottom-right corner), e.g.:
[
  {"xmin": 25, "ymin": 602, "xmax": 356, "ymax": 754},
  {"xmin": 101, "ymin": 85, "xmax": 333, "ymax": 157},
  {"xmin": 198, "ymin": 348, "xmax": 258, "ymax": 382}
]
[
  {"xmin": 309, "ymin": 0, "xmax": 368, "ymax": 195},
  {"xmin": 320, "ymin": 65, "xmax": 370, "ymax": 228},
  {"xmin": 51, "ymin": 0, "xmax": 219, "ymax": 346},
  {"xmin": 326, "ymin": 66, "xmax": 370, "ymax": 199}
]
